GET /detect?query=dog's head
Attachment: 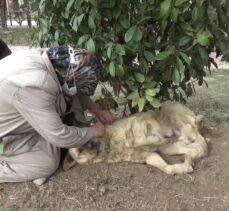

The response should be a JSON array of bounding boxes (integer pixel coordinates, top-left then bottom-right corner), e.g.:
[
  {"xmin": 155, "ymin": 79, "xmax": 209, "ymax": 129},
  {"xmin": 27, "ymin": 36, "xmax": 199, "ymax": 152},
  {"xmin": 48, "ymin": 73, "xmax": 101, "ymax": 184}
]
[
  {"xmin": 159, "ymin": 101, "xmax": 207, "ymax": 146},
  {"xmin": 63, "ymin": 138, "xmax": 105, "ymax": 171}
]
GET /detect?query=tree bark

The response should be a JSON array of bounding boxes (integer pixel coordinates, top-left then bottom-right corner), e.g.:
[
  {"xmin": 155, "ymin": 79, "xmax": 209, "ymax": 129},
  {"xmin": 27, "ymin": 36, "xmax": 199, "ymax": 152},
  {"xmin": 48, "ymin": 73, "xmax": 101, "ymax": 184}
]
[{"xmin": 0, "ymin": 0, "xmax": 7, "ymax": 28}]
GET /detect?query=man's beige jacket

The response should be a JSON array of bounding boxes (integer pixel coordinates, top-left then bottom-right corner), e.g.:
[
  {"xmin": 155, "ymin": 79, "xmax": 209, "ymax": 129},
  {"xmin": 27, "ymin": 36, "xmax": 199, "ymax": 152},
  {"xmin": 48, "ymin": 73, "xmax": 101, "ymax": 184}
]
[{"xmin": 0, "ymin": 49, "xmax": 93, "ymax": 156}]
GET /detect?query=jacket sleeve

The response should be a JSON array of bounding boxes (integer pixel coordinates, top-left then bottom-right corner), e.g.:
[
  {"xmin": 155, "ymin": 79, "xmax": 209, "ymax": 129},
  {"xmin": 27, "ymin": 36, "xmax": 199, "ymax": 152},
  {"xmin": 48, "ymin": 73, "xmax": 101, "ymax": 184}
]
[{"xmin": 12, "ymin": 86, "xmax": 93, "ymax": 148}]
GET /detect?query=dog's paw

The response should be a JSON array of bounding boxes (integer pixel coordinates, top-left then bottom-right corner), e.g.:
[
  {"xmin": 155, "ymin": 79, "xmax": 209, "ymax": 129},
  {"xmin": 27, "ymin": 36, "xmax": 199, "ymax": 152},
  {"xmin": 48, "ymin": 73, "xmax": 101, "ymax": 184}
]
[
  {"xmin": 182, "ymin": 164, "xmax": 193, "ymax": 174},
  {"xmin": 167, "ymin": 163, "xmax": 193, "ymax": 175}
]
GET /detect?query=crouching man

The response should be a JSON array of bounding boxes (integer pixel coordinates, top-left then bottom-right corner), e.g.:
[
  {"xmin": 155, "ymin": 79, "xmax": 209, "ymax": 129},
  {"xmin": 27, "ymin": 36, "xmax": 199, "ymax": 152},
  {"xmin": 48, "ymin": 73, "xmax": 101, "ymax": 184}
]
[{"xmin": 0, "ymin": 46, "xmax": 114, "ymax": 183}]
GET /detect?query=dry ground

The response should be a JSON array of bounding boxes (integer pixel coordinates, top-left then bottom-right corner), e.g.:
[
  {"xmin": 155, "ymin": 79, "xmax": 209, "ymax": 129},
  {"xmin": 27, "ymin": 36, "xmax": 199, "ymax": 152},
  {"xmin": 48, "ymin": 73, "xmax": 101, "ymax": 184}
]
[
  {"xmin": 0, "ymin": 123, "xmax": 229, "ymax": 211},
  {"xmin": 0, "ymin": 47, "xmax": 229, "ymax": 211}
]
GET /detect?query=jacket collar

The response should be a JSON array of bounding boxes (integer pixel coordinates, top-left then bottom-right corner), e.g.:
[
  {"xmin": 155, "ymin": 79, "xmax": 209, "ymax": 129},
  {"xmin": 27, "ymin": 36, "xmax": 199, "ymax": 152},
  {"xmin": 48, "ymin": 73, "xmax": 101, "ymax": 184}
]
[{"xmin": 41, "ymin": 51, "xmax": 63, "ymax": 93}]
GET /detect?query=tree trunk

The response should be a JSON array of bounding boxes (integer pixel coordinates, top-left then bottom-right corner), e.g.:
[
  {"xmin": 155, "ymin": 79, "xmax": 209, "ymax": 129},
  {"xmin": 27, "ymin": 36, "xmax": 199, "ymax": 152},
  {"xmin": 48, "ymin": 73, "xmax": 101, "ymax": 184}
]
[{"xmin": 0, "ymin": 0, "xmax": 7, "ymax": 28}]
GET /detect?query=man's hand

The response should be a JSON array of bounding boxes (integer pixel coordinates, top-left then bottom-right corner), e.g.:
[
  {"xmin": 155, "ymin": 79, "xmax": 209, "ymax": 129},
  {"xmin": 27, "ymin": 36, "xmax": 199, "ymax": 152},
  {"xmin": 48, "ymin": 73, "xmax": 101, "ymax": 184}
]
[
  {"xmin": 96, "ymin": 110, "xmax": 114, "ymax": 124},
  {"xmin": 91, "ymin": 121, "xmax": 105, "ymax": 138},
  {"xmin": 89, "ymin": 103, "xmax": 115, "ymax": 125}
]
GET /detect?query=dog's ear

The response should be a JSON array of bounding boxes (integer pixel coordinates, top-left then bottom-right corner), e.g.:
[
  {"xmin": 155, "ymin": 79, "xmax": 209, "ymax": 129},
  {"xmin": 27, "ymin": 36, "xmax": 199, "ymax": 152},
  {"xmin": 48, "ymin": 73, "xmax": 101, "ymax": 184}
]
[{"xmin": 196, "ymin": 115, "xmax": 204, "ymax": 128}]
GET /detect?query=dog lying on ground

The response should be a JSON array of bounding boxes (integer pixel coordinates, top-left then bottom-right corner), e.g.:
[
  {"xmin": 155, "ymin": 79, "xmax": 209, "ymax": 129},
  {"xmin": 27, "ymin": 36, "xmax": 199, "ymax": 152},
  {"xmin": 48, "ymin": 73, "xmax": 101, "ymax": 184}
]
[{"xmin": 62, "ymin": 101, "xmax": 208, "ymax": 176}]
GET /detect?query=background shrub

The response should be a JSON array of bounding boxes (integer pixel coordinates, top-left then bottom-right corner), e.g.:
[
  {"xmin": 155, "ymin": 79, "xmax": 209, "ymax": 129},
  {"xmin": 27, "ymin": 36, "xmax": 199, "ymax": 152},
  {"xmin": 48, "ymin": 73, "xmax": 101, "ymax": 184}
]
[{"xmin": 33, "ymin": 0, "xmax": 229, "ymax": 112}]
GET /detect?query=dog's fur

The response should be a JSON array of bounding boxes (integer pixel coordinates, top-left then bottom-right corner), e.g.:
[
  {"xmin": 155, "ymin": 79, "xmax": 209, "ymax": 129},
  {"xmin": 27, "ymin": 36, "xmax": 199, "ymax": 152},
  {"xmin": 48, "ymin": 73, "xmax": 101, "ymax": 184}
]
[{"xmin": 62, "ymin": 101, "xmax": 208, "ymax": 175}]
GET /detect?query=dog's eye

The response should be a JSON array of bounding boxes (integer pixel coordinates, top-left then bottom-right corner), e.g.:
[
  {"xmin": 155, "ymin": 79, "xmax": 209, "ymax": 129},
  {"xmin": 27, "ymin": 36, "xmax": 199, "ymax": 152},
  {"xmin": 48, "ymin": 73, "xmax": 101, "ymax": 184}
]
[{"xmin": 188, "ymin": 137, "xmax": 195, "ymax": 143}]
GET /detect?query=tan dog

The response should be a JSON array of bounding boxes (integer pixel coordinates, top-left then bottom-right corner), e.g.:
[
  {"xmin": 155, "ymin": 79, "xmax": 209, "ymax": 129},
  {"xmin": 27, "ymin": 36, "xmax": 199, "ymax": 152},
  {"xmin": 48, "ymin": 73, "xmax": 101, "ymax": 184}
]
[{"xmin": 63, "ymin": 101, "xmax": 208, "ymax": 175}]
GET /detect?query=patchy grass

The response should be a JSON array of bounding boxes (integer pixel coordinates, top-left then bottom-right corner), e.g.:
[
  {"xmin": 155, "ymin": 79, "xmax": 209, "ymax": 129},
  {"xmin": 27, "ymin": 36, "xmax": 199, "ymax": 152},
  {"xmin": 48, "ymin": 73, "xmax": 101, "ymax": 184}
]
[
  {"xmin": 0, "ymin": 27, "xmax": 36, "ymax": 46},
  {"xmin": 187, "ymin": 69, "xmax": 229, "ymax": 124}
]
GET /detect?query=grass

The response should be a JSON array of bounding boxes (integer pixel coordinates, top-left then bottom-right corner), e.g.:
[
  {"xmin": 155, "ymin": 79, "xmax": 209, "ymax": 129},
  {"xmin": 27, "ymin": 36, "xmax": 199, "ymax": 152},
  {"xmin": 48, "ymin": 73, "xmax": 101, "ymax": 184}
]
[
  {"xmin": 0, "ymin": 27, "xmax": 36, "ymax": 46},
  {"xmin": 187, "ymin": 69, "xmax": 229, "ymax": 124}
]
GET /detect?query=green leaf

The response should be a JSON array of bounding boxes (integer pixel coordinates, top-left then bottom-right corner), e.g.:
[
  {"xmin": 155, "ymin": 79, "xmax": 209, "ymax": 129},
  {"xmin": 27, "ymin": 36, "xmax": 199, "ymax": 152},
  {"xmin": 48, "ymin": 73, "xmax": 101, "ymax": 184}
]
[
  {"xmin": 139, "ymin": 58, "xmax": 149, "ymax": 73},
  {"xmin": 172, "ymin": 68, "xmax": 180, "ymax": 85},
  {"xmin": 115, "ymin": 44, "xmax": 125, "ymax": 55},
  {"xmin": 40, "ymin": 18, "xmax": 48, "ymax": 27},
  {"xmin": 175, "ymin": 0, "xmax": 187, "ymax": 7},
  {"xmin": 134, "ymin": 72, "xmax": 145, "ymax": 83},
  {"xmin": 133, "ymin": 27, "xmax": 143, "ymax": 41},
  {"xmin": 161, "ymin": 20, "xmax": 167, "ymax": 34},
  {"xmin": 207, "ymin": 5, "xmax": 217, "ymax": 23},
  {"xmin": 219, "ymin": 0, "xmax": 227, "ymax": 5},
  {"xmin": 85, "ymin": 38, "xmax": 95, "ymax": 53},
  {"xmin": 63, "ymin": 9, "xmax": 70, "ymax": 19},
  {"xmin": 181, "ymin": 23, "xmax": 193, "ymax": 33},
  {"xmin": 112, "ymin": 6, "xmax": 121, "ymax": 19},
  {"xmin": 192, "ymin": 7, "xmax": 198, "ymax": 22},
  {"xmin": 78, "ymin": 35, "xmax": 89, "ymax": 45},
  {"xmin": 144, "ymin": 81, "xmax": 157, "ymax": 89},
  {"xmin": 127, "ymin": 90, "xmax": 138, "ymax": 100},
  {"xmin": 72, "ymin": 16, "xmax": 78, "ymax": 32},
  {"xmin": 145, "ymin": 95, "xmax": 153, "ymax": 102},
  {"xmin": 88, "ymin": 0, "xmax": 98, "ymax": 7},
  {"xmin": 50, "ymin": 40, "xmax": 59, "ymax": 47},
  {"xmin": 145, "ymin": 89, "xmax": 156, "ymax": 96},
  {"xmin": 149, "ymin": 98, "xmax": 161, "ymax": 108},
  {"xmin": 163, "ymin": 69, "xmax": 172, "ymax": 81},
  {"xmin": 54, "ymin": 30, "xmax": 59, "ymax": 41},
  {"xmin": 77, "ymin": 13, "xmax": 85, "ymax": 25},
  {"xmin": 218, "ymin": 41, "xmax": 228, "ymax": 55},
  {"xmin": 160, "ymin": 0, "xmax": 171, "ymax": 19},
  {"xmin": 179, "ymin": 52, "xmax": 191, "ymax": 65},
  {"xmin": 131, "ymin": 92, "xmax": 140, "ymax": 107},
  {"xmin": 38, "ymin": 0, "xmax": 45, "ymax": 9},
  {"xmin": 102, "ymin": 1, "xmax": 116, "ymax": 8},
  {"xmin": 119, "ymin": 17, "xmax": 130, "ymax": 29},
  {"xmin": 198, "ymin": 45, "xmax": 209, "ymax": 64},
  {"xmin": 155, "ymin": 51, "xmax": 172, "ymax": 60},
  {"xmin": 176, "ymin": 58, "xmax": 185, "ymax": 80},
  {"xmin": 66, "ymin": 0, "xmax": 75, "ymax": 12},
  {"xmin": 74, "ymin": 0, "xmax": 83, "ymax": 8},
  {"xmin": 179, "ymin": 36, "xmax": 192, "ymax": 46},
  {"xmin": 125, "ymin": 76, "xmax": 135, "ymax": 86},
  {"xmin": 144, "ymin": 50, "xmax": 155, "ymax": 61},
  {"xmin": 176, "ymin": 58, "xmax": 184, "ymax": 71},
  {"xmin": 116, "ymin": 64, "xmax": 125, "ymax": 77},
  {"xmin": 138, "ymin": 97, "xmax": 146, "ymax": 112},
  {"xmin": 88, "ymin": 16, "xmax": 96, "ymax": 29},
  {"xmin": 171, "ymin": 8, "xmax": 178, "ymax": 22},
  {"xmin": 107, "ymin": 43, "xmax": 113, "ymax": 59},
  {"xmin": 197, "ymin": 31, "xmax": 209, "ymax": 46},
  {"xmin": 125, "ymin": 26, "xmax": 137, "ymax": 43},
  {"xmin": 109, "ymin": 61, "xmax": 116, "ymax": 77}
]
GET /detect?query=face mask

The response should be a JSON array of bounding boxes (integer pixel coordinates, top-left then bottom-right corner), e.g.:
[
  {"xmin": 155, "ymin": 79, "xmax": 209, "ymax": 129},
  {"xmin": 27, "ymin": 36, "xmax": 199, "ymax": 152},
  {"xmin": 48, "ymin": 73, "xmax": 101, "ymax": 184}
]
[{"xmin": 62, "ymin": 82, "xmax": 77, "ymax": 96}]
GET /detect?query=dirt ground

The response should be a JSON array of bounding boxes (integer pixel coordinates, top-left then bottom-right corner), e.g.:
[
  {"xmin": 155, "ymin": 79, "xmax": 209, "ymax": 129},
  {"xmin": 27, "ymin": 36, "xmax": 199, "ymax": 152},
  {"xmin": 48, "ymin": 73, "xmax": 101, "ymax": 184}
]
[{"xmin": 0, "ymin": 122, "xmax": 229, "ymax": 211}]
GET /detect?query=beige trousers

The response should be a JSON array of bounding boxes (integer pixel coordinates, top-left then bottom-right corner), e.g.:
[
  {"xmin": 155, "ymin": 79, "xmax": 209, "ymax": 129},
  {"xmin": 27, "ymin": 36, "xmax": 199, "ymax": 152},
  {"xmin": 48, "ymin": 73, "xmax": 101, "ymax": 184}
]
[{"xmin": 0, "ymin": 96, "xmax": 88, "ymax": 183}]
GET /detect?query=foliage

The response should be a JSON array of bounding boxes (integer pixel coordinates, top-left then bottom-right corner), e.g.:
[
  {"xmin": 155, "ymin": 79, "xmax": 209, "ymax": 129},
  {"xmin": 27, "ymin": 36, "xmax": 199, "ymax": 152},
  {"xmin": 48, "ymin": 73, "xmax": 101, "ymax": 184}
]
[{"xmin": 33, "ymin": 0, "xmax": 229, "ymax": 112}]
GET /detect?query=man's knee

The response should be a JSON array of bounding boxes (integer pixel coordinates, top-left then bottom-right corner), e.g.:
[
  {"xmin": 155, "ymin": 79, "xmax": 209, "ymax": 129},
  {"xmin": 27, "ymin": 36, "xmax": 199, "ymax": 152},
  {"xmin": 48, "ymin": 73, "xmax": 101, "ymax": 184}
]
[
  {"xmin": 39, "ymin": 155, "xmax": 60, "ymax": 177},
  {"xmin": 0, "ymin": 147, "xmax": 60, "ymax": 183},
  {"xmin": 35, "ymin": 148, "xmax": 60, "ymax": 179}
]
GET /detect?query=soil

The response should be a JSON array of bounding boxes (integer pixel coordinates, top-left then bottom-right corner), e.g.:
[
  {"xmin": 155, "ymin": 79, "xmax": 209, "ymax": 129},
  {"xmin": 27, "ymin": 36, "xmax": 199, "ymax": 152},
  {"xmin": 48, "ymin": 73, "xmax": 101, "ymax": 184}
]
[{"xmin": 0, "ymin": 122, "xmax": 229, "ymax": 211}]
